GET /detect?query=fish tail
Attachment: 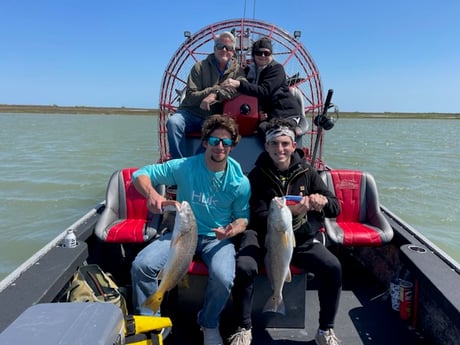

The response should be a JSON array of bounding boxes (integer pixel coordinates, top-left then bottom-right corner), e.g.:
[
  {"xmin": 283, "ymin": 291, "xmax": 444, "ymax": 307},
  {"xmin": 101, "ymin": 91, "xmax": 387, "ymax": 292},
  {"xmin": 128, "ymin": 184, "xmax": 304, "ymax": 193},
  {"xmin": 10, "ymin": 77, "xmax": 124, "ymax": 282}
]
[
  {"xmin": 142, "ymin": 291, "xmax": 164, "ymax": 314},
  {"xmin": 262, "ymin": 294, "xmax": 286, "ymax": 315}
]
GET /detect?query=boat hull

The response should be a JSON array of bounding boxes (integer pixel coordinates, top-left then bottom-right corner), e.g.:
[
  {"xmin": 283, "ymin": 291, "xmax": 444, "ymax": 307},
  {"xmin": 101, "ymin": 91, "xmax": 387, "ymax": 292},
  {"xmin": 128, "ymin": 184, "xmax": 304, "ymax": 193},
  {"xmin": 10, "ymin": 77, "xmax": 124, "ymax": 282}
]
[{"xmin": 1, "ymin": 193, "xmax": 459, "ymax": 344}]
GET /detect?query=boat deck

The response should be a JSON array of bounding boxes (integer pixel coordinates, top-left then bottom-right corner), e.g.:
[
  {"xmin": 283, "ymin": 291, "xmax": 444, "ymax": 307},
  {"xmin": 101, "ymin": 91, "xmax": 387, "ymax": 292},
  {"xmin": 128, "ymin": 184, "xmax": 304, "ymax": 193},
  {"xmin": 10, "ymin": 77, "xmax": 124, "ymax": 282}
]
[{"xmin": 163, "ymin": 253, "xmax": 433, "ymax": 345}]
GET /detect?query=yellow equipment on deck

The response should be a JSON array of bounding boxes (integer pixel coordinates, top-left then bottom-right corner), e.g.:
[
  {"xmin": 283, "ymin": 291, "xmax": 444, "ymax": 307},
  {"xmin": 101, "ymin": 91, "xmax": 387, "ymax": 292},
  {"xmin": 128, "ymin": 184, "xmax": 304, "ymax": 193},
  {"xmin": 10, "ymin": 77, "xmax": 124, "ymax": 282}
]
[{"xmin": 125, "ymin": 314, "xmax": 173, "ymax": 345}]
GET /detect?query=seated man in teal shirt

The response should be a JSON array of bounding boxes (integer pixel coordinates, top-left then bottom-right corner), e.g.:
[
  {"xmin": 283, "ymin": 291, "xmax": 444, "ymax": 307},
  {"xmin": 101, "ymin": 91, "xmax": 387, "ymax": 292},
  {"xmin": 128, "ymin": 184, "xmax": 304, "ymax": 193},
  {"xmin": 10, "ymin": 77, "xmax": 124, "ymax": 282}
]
[{"xmin": 131, "ymin": 115, "xmax": 250, "ymax": 345}]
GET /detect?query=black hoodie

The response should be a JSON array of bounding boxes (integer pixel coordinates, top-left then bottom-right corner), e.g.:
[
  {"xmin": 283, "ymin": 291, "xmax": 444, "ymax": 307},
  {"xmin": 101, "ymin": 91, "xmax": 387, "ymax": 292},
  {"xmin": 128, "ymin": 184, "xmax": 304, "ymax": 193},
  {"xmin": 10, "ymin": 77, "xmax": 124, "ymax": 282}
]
[{"xmin": 247, "ymin": 149, "xmax": 340, "ymax": 241}]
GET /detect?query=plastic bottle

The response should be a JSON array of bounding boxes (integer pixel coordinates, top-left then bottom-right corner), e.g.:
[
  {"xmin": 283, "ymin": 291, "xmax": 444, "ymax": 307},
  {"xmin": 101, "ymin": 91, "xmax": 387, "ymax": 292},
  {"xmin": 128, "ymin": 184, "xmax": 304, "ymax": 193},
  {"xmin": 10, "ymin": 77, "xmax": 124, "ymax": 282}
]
[{"xmin": 64, "ymin": 229, "xmax": 77, "ymax": 248}]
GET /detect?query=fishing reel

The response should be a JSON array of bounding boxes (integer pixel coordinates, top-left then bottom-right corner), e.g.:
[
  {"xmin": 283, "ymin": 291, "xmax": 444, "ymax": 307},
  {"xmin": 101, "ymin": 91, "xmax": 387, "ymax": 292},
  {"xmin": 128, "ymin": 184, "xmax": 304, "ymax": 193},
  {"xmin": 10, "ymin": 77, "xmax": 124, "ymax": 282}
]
[
  {"xmin": 313, "ymin": 89, "xmax": 339, "ymax": 130},
  {"xmin": 313, "ymin": 105, "xmax": 338, "ymax": 130}
]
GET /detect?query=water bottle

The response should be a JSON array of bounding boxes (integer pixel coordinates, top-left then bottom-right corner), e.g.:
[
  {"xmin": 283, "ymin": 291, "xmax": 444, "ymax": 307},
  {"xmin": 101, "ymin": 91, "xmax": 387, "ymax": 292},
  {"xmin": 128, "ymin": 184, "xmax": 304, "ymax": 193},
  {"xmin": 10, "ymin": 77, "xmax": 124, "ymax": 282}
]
[{"xmin": 64, "ymin": 229, "xmax": 77, "ymax": 248}]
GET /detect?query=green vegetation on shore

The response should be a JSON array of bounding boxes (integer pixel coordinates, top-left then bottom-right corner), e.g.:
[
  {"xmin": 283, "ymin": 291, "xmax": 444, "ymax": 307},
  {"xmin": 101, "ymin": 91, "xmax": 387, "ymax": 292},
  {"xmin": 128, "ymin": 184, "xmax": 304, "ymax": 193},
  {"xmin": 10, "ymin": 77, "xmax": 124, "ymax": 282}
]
[
  {"xmin": 0, "ymin": 104, "xmax": 459, "ymax": 119},
  {"xmin": 339, "ymin": 111, "xmax": 460, "ymax": 119},
  {"xmin": 0, "ymin": 104, "xmax": 159, "ymax": 115}
]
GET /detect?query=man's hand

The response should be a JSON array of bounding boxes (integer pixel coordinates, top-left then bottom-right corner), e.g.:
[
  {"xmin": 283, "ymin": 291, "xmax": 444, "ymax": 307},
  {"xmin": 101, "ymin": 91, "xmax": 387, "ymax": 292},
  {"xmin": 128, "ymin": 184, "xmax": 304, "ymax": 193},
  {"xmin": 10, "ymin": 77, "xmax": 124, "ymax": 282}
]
[
  {"xmin": 213, "ymin": 226, "xmax": 228, "ymax": 240},
  {"xmin": 308, "ymin": 193, "xmax": 328, "ymax": 212},
  {"xmin": 221, "ymin": 78, "xmax": 240, "ymax": 89},
  {"xmin": 200, "ymin": 93, "xmax": 218, "ymax": 111},
  {"xmin": 212, "ymin": 218, "xmax": 247, "ymax": 240},
  {"xmin": 146, "ymin": 192, "xmax": 167, "ymax": 214},
  {"xmin": 289, "ymin": 195, "xmax": 310, "ymax": 216},
  {"xmin": 134, "ymin": 175, "xmax": 167, "ymax": 214}
]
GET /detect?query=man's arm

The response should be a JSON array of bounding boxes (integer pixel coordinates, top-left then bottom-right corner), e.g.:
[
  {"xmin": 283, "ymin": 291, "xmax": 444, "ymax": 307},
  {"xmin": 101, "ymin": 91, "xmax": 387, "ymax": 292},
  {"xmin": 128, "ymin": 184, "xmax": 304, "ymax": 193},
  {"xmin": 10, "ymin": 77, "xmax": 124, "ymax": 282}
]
[
  {"xmin": 185, "ymin": 60, "xmax": 221, "ymax": 104},
  {"xmin": 133, "ymin": 174, "xmax": 166, "ymax": 213}
]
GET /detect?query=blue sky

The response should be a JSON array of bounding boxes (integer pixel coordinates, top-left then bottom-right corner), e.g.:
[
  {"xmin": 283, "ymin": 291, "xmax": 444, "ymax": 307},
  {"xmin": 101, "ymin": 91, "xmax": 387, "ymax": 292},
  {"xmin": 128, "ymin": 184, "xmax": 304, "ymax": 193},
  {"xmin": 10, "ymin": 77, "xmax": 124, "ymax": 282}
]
[{"xmin": 1, "ymin": 0, "xmax": 459, "ymax": 113}]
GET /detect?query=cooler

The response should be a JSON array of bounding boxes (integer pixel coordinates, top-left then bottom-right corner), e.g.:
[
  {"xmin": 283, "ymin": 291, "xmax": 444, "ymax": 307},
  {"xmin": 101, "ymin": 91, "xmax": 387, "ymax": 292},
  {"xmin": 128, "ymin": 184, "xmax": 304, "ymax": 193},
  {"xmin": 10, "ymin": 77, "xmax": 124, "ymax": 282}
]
[{"xmin": 0, "ymin": 302, "xmax": 125, "ymax": 345}]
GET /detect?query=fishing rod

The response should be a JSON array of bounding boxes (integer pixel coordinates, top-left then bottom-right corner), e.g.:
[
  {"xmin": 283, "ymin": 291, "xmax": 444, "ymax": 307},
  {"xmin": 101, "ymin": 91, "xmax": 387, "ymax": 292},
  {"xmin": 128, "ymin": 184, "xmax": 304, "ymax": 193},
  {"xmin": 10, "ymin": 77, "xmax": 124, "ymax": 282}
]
[{"xmin": 310, "ymin": 89, "xmax": 335, "ymax": 168}]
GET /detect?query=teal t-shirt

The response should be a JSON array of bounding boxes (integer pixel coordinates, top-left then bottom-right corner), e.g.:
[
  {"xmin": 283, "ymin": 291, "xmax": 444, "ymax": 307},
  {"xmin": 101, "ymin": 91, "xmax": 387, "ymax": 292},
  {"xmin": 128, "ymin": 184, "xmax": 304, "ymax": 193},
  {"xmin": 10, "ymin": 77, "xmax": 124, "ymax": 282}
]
[{"xmin": 133, "ymin": 154, "xmax": 250, "ymax": 236}]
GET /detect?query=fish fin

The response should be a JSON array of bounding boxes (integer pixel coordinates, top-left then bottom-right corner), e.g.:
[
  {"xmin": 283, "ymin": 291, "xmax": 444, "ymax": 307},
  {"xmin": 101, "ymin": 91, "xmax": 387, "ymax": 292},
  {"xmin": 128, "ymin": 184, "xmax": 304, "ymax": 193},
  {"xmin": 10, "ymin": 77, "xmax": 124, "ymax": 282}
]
[
  {"xmin": 281, "ymin": 232, "xmax": 289, "ymax": 247},
  {"xmin": 285, "ymin": 269, "xmax": 292, "ymax": 283},
  {"xmin": 263, "ymin": 295, "xmax": 286, "ymax": 315},
  {"xmin": 157, "ymin": 269, "xmax": 164, "ymax": 280},
  {"xmin": 171, "ymin": 229, "xmax": 189, "ymax": 246},
  {"xmin": 179, "ymin": 274, "xmax": 190, "ymax": 288}
]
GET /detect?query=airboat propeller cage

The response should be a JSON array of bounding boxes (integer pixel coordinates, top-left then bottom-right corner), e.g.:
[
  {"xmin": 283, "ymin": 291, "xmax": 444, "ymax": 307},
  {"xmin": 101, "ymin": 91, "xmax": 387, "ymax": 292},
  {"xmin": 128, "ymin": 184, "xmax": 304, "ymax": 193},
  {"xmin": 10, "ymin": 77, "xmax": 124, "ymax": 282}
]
[{"xmin": 158, "ymin": 19, "xmax": 328, "ymax": 167}]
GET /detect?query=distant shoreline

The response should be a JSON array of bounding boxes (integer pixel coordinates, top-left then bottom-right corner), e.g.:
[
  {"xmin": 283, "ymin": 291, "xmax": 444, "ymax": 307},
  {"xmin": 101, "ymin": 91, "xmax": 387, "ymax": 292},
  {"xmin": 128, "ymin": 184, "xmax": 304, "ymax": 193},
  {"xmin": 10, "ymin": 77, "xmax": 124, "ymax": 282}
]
[
  {"xmin": 0, "ymin": 104, "xmax": 459, "ymax": 119},
  {"xmin": 0, "ymin": 104, "xmax": 159, "ymax": 115}
]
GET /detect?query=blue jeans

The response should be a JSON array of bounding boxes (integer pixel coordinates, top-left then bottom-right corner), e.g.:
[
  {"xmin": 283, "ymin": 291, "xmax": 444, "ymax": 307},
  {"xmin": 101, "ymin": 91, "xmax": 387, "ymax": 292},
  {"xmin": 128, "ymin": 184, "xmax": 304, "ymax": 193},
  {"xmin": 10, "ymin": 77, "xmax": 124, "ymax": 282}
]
[
  {"xmin": 166, "ymin": 110, "xmax": 205, "ymax": 159},
  {"xmin": 131, "ymin": 232, "xmax": 236, "ymax": 328}
]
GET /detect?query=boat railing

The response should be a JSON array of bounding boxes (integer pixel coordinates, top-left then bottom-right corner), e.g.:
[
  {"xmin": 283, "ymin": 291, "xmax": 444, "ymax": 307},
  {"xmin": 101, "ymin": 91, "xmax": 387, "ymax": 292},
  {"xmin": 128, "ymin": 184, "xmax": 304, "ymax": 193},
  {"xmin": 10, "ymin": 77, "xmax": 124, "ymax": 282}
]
[{"xmin": 0, "ymin": 203, "xmax": 103, "ymax": 293}]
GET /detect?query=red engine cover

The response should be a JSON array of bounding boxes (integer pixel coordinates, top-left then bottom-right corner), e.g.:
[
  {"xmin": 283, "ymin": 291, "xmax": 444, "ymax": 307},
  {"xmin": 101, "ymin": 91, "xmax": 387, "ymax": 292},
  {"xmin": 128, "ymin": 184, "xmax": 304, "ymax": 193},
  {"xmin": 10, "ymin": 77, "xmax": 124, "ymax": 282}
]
[{"xmin": 222, "ymin": 95, "xmax": 259, "ymax": 136}]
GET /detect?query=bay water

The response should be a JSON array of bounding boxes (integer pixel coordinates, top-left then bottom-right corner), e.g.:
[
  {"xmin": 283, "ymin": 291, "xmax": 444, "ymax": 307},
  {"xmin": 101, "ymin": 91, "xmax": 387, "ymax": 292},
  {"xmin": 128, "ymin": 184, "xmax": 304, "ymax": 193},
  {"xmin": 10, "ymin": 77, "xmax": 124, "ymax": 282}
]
[{"xmin": 0, "ymin": 113, "xmax": 458, "ymax": 280}]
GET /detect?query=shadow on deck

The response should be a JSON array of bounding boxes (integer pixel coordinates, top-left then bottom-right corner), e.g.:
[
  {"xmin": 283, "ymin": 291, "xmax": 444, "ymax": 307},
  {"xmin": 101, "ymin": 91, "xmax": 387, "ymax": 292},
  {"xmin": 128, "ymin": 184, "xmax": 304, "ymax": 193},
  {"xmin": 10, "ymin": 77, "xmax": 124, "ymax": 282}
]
[{"xmin": 163, "ymin": 253, "xmax": 433, "ymax": 345}]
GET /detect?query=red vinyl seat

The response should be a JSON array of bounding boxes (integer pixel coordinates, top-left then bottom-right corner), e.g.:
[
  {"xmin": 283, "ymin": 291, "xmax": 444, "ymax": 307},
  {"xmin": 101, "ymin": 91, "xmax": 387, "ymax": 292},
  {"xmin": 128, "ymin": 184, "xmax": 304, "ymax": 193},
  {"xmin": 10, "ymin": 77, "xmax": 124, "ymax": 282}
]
[
  {"xmin": 187, "ymin": 259, "xmax": 304, "ymax": 276},
  {"xmin": 92, "ymin": 168, "xmax": 222, "ymax": 276},
  {"xmin": 320, "ymin": 169, "xmax": 393, "ymax": 246},
  {"xmin": 95, "ymin": 167, "xmax": 158, "ymax": 243}
]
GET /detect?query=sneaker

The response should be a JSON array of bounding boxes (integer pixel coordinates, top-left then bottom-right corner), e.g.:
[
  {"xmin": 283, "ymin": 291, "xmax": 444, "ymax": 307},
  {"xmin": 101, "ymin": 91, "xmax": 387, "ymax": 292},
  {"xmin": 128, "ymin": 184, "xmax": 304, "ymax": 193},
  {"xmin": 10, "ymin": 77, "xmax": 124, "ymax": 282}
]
[
  {"xmin": 228, "ymin": 327, "xmax": 252, "ymax": 345},
  {"xmin": 315, "ymin": 328, "xmax": 342, "ymax": 345},
  {"xmin": 201, "ymin": 327, "xmax": 223, "ymax": 345}
]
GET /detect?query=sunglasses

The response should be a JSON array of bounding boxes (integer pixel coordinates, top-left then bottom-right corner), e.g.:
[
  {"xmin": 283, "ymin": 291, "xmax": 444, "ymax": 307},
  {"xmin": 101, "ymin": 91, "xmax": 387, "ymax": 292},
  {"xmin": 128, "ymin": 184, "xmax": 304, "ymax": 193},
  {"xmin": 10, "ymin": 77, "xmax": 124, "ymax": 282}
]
[
  {"xmin": 215, "ymin": 42, "xmax": 234, "ymax": 51},
  {"xmin": 208, "ymin": 136, "xmax": 234, "ymax": 147},
  {"xmin": 254, "ymin": 50, "xmax": 272, "ymax": 57}
]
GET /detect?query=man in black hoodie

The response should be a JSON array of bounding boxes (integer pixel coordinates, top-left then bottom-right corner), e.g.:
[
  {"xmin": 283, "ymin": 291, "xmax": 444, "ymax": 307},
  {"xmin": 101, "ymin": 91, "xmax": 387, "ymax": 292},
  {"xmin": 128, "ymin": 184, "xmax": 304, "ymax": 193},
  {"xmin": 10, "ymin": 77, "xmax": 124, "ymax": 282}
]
[{"xmin": 229, "ymin": 118, "xmax": 343, "ymax": 345}]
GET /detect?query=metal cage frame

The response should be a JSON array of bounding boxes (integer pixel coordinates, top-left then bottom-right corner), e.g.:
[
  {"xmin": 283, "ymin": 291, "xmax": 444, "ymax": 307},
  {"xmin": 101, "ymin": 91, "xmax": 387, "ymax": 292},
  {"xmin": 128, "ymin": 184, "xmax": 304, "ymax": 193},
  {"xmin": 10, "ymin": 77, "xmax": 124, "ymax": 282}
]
[{"xmin": 158, "ymin": 18, "xmax": 326, "ymax": 167}]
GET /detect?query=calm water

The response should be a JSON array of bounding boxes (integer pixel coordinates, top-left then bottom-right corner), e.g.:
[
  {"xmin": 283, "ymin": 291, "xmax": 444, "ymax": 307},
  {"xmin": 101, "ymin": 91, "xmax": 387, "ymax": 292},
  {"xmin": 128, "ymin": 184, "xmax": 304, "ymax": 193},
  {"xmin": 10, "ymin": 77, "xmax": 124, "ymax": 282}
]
[{"xmin": 0, "ymin": 114, "xmax": 459, "ymax": 280}]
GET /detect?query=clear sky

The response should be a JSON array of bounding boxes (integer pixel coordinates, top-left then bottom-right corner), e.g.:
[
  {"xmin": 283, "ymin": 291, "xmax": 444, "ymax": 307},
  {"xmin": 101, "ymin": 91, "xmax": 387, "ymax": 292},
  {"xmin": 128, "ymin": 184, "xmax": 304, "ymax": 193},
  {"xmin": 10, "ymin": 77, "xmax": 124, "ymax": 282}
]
[{"xmin": 1, "ymin": 0, "xmax": 459, "ymax": 113}]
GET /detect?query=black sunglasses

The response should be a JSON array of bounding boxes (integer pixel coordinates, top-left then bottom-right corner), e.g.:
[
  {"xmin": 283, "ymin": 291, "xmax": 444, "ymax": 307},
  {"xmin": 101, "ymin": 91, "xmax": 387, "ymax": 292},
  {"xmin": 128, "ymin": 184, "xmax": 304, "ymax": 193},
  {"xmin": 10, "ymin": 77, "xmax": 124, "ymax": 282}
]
[
  {"xmin": 208, "ymin": 136, "xmax": 233, "ymax": 147},
  {"xmin": 215, "ymin": 42, "xmax": 234, "ymax": 51},
  {"xmin": 254, "ymin": 50, "xmax": 272, "ymax": 57}
]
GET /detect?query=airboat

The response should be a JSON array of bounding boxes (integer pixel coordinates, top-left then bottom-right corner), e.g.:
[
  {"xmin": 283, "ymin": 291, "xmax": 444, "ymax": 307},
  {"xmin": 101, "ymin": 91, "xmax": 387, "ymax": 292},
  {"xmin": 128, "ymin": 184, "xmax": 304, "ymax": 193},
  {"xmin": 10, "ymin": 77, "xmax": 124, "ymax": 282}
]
[{"xmin": 0, "ymin": 19, "xmax": 459, "ymax": 345}]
